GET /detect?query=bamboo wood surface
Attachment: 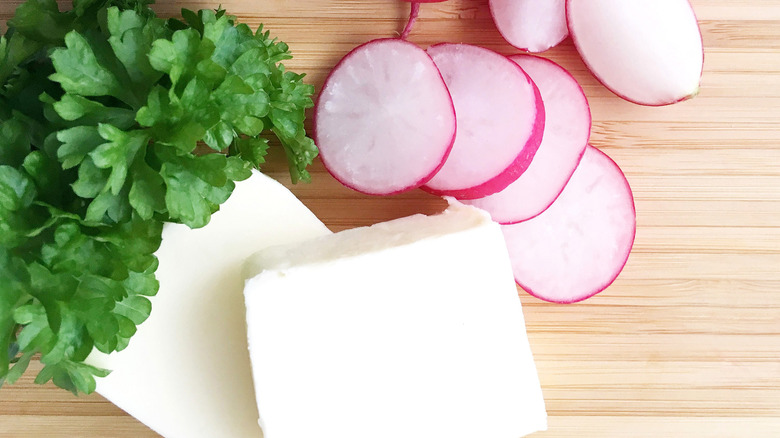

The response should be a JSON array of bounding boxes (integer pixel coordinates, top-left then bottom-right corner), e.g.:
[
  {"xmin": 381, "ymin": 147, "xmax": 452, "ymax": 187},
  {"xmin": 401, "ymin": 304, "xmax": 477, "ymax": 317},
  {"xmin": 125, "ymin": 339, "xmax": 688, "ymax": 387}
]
[{"xmin": 2, "ymin": 0, "xmax": 780, "ymax": 436}]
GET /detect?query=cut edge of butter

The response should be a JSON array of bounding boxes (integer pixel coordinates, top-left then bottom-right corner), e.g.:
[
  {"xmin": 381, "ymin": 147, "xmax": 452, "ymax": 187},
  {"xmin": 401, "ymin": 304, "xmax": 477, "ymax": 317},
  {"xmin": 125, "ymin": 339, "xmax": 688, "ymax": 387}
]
[{"xmin": 243, "ymin": 198, "xmax": 485, "ymax": 279}]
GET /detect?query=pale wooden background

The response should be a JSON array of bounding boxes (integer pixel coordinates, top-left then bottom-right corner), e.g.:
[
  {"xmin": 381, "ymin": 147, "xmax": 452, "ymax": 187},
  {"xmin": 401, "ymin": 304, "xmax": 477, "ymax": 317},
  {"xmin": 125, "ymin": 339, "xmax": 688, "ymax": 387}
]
[{"xmin": 1, "ymin": 0, "xmax": 780, "ymax": 436}]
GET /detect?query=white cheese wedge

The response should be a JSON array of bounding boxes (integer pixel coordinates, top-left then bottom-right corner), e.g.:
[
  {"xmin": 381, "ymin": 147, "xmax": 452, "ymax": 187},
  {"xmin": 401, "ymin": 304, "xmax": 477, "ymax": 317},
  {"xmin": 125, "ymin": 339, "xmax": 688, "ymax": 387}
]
[
  {"xmin": 86, "ymin": 171, "xmax": 331, "ymax": 438},
  {"xmin": 243, "ymin": 202, "xmax": 547, "ymax": 438}
]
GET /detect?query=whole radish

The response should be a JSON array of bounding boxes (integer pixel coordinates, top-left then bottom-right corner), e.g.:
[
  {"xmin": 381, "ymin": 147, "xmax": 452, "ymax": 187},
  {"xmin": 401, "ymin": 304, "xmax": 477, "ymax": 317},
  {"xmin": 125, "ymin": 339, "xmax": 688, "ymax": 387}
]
[
  {"xmin": 489, "ymin": 0, "xmax": 568, "ymax": 53},
  {"xmin": 567, "ymin": 0, "xmax": 704, "ymax": 105}
]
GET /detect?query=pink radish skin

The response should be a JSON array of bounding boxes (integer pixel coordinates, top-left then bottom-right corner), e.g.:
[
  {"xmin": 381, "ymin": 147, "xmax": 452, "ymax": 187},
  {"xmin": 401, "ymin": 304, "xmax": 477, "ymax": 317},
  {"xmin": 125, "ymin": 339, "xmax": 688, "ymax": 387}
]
[
  {"xmin": 502, "ymin": 145, "xmax": 636, "ymax": 304},
  {"xmin": 314, "ymin": 39, "xmax": 456, "ymax": 196},
  {"xmin": 489, "ymin": 0, "xmax": 568, "ymax": 53},
  {"xmin": 422, "ymin": 43, "xmax": 545, "ymax": 199},
  {"xmin": 463, "ymin": 55, "xmax": 591, "ymax": 224},
  {"xmin": 566, "ymin": 0, "xmax": 704, "ymax": 106}
]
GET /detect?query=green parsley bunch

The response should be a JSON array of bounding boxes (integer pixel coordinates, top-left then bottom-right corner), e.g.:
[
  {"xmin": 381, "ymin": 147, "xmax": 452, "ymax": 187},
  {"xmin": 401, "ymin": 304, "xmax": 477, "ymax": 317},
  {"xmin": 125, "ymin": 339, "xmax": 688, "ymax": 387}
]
[{"xmin": 1, "ymin": 0, "xmax": 317, "ymax": 394}]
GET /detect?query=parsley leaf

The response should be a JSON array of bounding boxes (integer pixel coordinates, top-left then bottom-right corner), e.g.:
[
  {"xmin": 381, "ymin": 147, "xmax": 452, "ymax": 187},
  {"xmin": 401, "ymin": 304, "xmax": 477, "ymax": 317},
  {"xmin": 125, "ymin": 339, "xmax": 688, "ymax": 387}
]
[{"xmin": 50, "ymin": 32, "xmax": 124, "ymax": 98}]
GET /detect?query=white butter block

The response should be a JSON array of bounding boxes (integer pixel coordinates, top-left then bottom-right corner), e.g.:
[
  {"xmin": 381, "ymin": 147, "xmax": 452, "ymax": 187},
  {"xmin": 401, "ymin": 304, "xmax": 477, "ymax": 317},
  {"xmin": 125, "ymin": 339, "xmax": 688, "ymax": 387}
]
[
  {"xmin": 244, "ymin": 202, "xmax": 547, "ymax": 438},
  {"xmin": 86, "ymin": 171, "xmax": 331, "ymax": 438}
]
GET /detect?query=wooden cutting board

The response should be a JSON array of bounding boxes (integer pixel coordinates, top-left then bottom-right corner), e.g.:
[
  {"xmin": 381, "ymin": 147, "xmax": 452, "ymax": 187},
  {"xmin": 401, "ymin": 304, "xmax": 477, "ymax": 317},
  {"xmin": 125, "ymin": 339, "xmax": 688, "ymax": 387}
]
[{"xmin": 2, "ymin": 0, "xmax": 780, "ymax": 436}]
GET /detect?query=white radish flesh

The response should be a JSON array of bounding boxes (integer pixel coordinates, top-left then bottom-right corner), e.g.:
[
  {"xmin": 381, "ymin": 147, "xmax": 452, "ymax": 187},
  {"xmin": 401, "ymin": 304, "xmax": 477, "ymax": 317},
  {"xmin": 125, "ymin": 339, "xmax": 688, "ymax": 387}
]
[
  {"xmin": 502, "ymin": 145, "xmax": 635, "ymax": 303},
  {"xmin": 463, "ymin": 55, "xmax": 591, "ymax": 224},
  {"xmin": 314, "ymin": 38, "xmax": 456, "ymax": 195},
  {"xmin": 567, "ymin": 0, "xmax": 704, "ymax": 106},
  {"xmin": 489, "ymin": 0, "xmax": 568, "ymax": 53},
  {"xmin": 422, "ymin": 43, "xmax": 544, "ymax": 199}
]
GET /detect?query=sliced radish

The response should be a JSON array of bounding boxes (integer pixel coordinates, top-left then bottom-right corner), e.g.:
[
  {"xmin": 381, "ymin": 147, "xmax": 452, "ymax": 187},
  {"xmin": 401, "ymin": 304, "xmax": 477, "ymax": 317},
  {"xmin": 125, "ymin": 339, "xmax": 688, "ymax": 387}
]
[
  {"xmin": 502, "ymin": 145, "xmax": 636, "ymax": 303},
  {"xmin": 422, "ymin": 43, "xmax": 544, "ymax": 199},
  {"xmin": 314, "ymin": 39, "xmax": 456, "ymax": 195},
  {"xmin": 489, "ymin": 0, "xmax": 568, "ymax": 53},
  {"xmin": 567, "ymin": 0, "xmax": 704, "ymax": 106},
  {"xmin": 463, "ymin": 55, "xmax": 590, "ymax": 224}
]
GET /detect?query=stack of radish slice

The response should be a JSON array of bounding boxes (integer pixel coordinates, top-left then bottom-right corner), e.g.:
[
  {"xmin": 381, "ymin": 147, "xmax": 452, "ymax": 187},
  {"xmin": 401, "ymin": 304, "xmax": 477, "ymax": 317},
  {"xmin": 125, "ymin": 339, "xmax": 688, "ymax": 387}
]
[
  {"xmin": 314, "ymin": 39, "xmax": 636, "ymax": 303},
  {"xmin": 462, "ymin": 54, "xmax": 590, "ymax": 223},
  {"xmin": 421, "ymin": 44, "xmax": 544, "ymax": 199}
]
